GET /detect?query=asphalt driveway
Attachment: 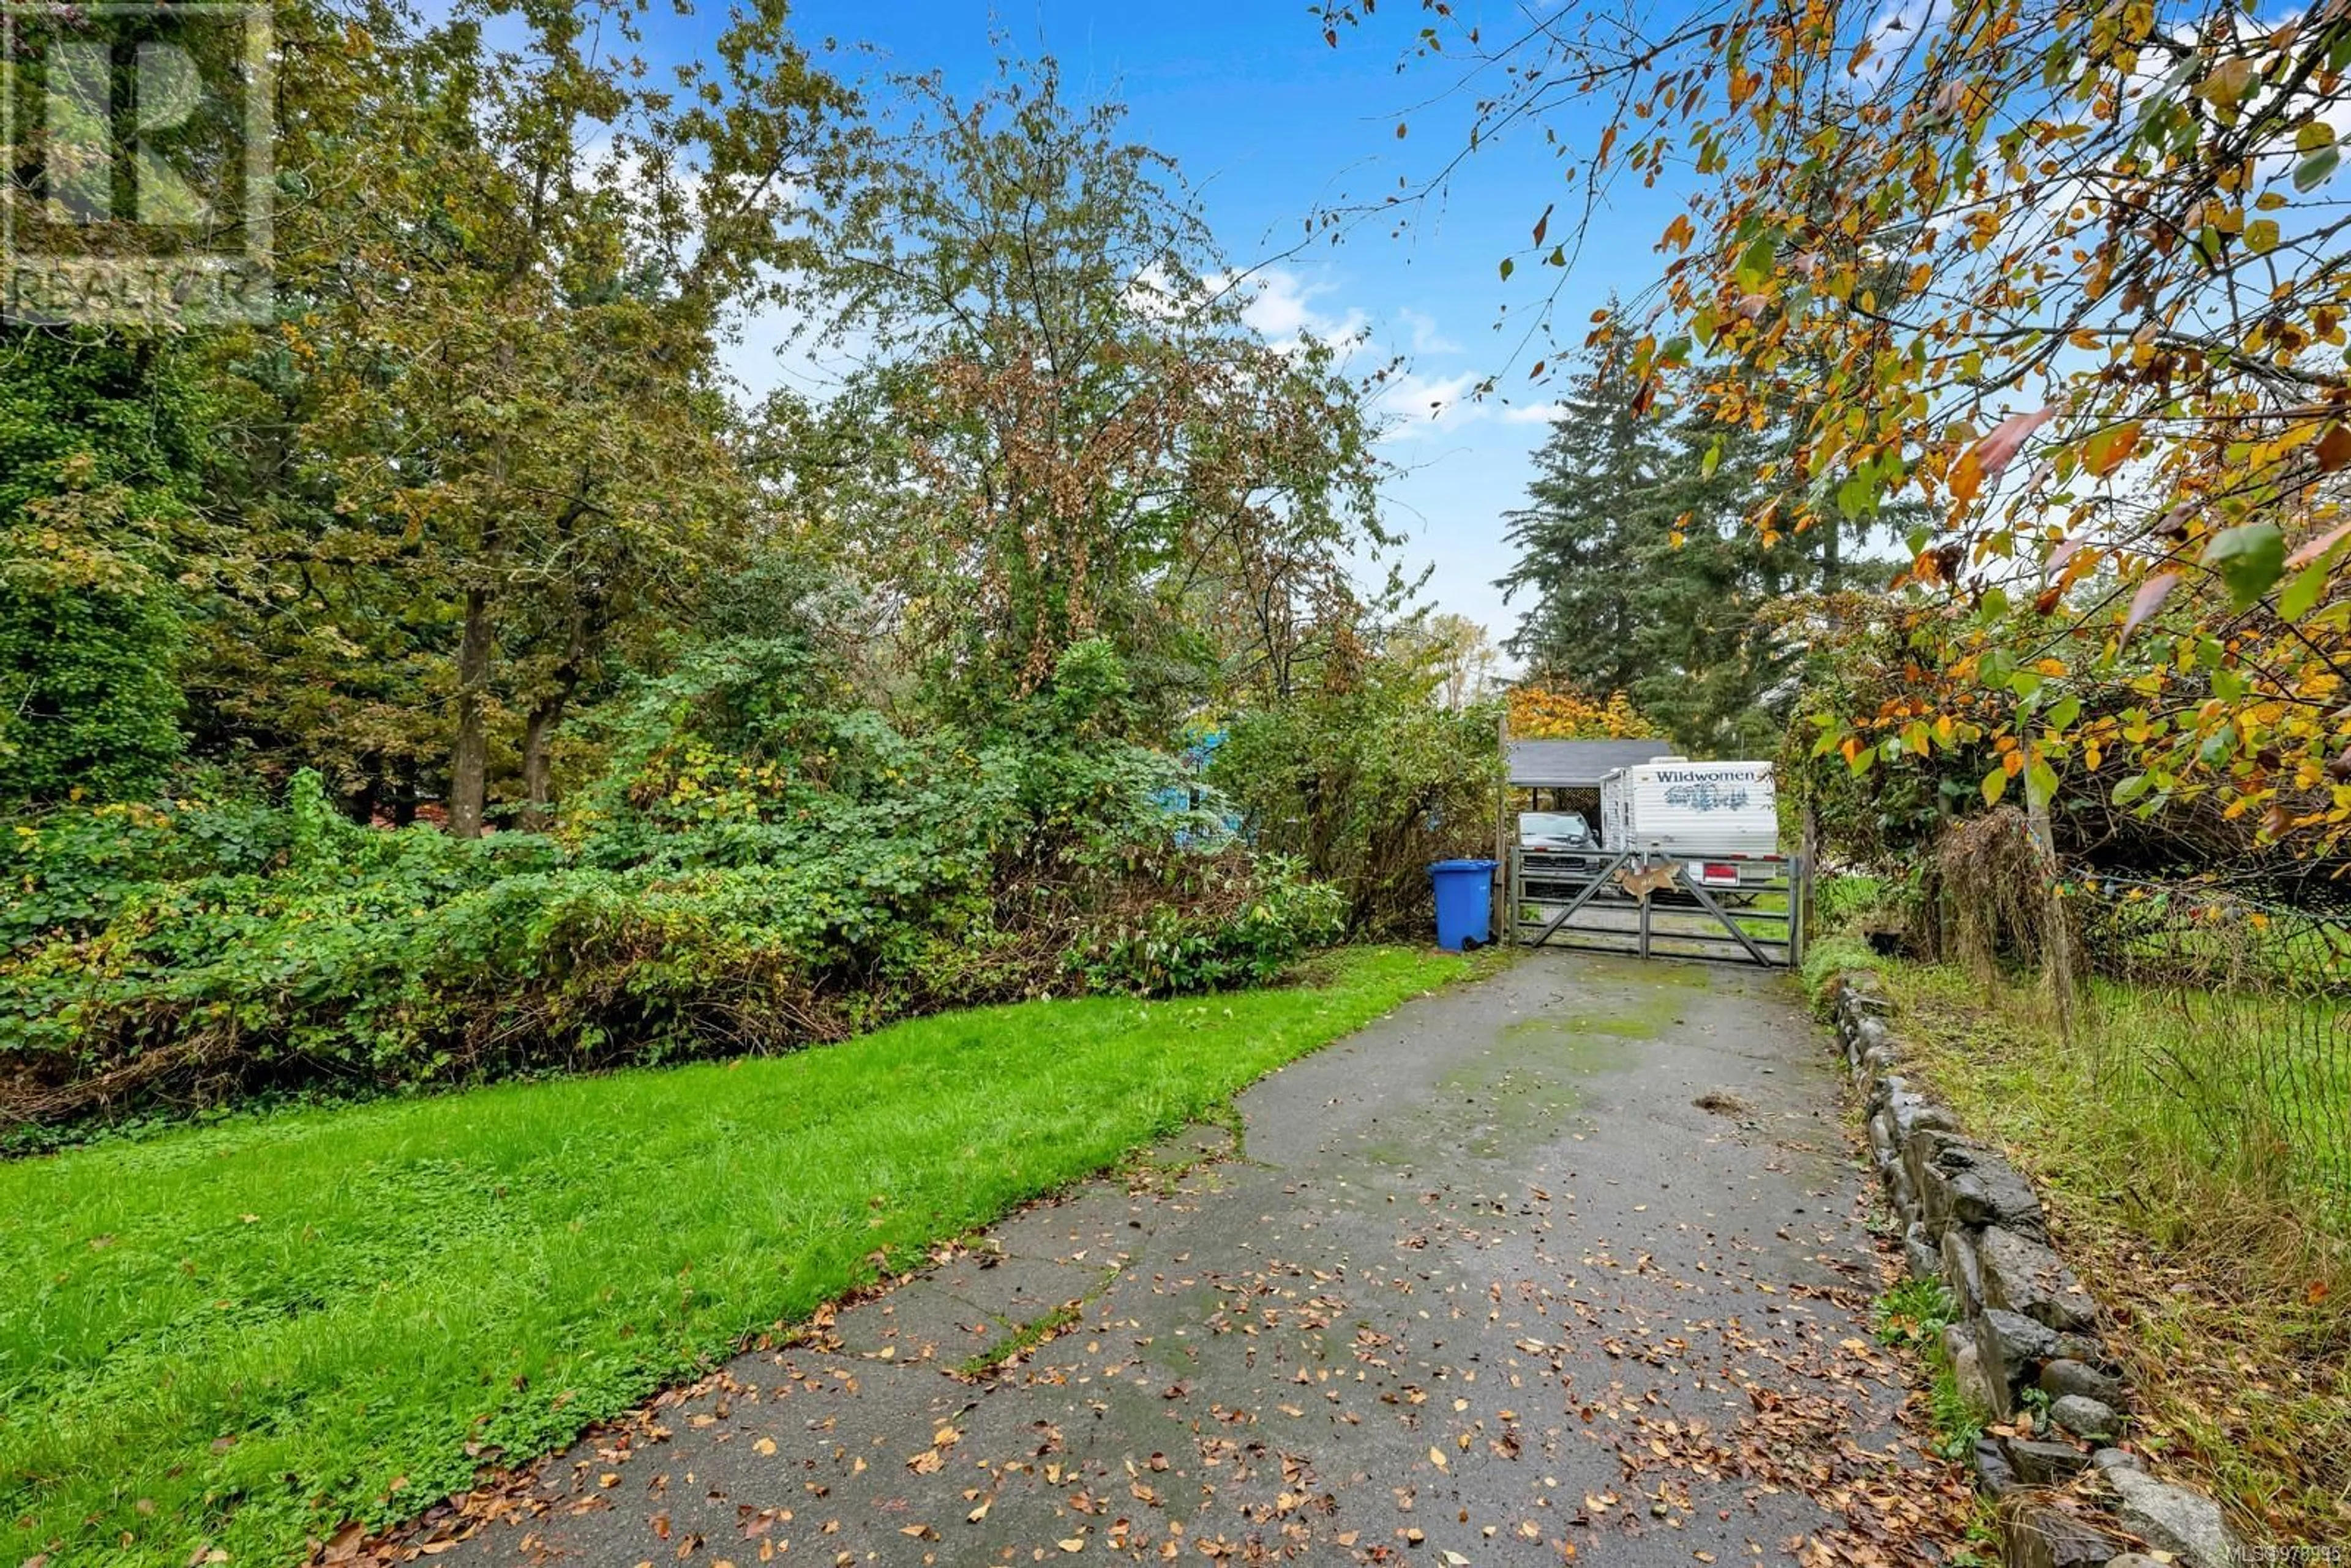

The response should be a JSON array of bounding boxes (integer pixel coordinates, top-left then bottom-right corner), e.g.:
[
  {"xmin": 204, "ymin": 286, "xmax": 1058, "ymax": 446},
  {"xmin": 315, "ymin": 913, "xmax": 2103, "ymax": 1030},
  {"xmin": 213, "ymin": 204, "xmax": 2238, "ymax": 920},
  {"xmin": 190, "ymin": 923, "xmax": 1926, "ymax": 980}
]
[{"xmin": 433, "ymin": 951, "xmax": 1962, "ymax": 1566}]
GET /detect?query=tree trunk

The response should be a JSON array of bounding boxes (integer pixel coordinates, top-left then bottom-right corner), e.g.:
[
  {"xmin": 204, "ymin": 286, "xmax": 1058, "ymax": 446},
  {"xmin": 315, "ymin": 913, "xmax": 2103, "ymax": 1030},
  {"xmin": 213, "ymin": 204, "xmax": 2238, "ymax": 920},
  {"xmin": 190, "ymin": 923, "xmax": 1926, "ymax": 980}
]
[
  {"xmin": 348, "ymin": 769, "xmax": 378, "ymax": 827},
  {"xmin": 517, "ymin": 590, "xmax": 594, "ymax": 833},
  {"xmin": 517, "ymin": 697, "xmax": 564, "ymax": 832},
  {"xmin": 392, "ymin": 762, "xmax": 418, "ymax": 828},
  {"xmin": 449, "ymin": 586, "xmax": 493, "ymax": 838}
]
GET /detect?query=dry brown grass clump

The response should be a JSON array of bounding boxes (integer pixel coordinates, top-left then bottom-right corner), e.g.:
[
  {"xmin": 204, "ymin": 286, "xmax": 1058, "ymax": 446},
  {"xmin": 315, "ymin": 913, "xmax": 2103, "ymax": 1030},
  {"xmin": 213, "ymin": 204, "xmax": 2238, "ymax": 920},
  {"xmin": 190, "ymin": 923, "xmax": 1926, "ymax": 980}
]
[{"xmin": 1925, "ymin": 805, "xmax": 2066, "ymax": 981}]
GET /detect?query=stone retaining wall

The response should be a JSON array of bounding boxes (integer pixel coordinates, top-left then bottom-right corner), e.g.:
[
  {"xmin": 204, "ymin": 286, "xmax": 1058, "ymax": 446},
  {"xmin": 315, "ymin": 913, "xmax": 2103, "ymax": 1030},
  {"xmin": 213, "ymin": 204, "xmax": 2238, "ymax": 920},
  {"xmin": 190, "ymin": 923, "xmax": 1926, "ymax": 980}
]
[{"xmin": 1822, "ymin": 970, "xmax": 2243, "ymax": 1568}]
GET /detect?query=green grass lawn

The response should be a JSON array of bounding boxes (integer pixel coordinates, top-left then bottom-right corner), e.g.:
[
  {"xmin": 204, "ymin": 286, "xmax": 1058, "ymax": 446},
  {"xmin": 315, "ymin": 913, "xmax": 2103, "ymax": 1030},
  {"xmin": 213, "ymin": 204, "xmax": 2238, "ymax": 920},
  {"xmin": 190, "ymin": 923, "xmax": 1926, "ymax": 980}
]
[{"xmin": 1, "ymin": 945, "xmax": 1483, "ymax": 1567}]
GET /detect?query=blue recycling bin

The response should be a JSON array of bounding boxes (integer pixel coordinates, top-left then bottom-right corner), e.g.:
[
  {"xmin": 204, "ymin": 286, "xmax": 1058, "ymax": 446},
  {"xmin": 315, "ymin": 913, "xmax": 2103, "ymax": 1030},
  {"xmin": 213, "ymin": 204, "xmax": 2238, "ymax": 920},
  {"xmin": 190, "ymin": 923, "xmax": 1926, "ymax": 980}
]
[{"xmin": 1429, "ymin": 858, "xmax": 1498, "ymax": 951}]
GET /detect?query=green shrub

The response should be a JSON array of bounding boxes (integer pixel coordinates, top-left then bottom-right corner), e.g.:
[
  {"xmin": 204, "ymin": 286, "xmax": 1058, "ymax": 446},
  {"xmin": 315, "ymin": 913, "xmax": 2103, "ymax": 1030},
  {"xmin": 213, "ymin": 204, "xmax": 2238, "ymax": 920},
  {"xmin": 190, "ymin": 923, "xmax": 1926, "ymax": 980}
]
[
  {"xmin": 1210, "ymin": 672, "xmax": 1502, "ymax": 936},
  {"xmin": 0, "ymin": 556, "xmax": 184, "ymax": 805},
  {"xmin": 0, "ymin": 332, "xmax": 203, "ymax": 809},
  {"xmin": 2, "ymin": 645, "xmax": 1349, "ymax": 1129},
  {"xmin": 1066, "ymin": 855, "xmax": 1348, "ymax": 995}
]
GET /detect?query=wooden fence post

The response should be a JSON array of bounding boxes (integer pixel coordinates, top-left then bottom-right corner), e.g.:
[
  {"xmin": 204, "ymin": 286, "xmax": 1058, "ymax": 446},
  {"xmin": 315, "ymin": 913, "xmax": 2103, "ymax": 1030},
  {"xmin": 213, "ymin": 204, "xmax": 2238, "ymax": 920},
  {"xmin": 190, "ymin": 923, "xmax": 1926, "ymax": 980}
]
[
  {"xmin": 1797, "ymin": 800, "xmax": 1820, "ymax": 967},
  {"xmin": 1493, "ymin": 708, "xmax": 1510, "ymax": 945},
  {"xmin": 1800, "ymin": 801, "xmax": 1820, "ymax": 948},
  {"xmin": 2025, "ymin": 789, "xmax": 2076, "ymax": 1038}
]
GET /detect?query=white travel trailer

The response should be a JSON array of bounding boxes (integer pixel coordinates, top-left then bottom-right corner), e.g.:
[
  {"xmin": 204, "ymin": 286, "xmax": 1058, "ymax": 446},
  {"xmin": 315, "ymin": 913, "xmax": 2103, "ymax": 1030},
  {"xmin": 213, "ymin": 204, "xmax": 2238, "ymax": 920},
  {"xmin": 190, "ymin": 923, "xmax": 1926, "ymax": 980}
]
[{"xmin": 1598, "ymin": 759, "xmax": 1780, "ymax": 890}]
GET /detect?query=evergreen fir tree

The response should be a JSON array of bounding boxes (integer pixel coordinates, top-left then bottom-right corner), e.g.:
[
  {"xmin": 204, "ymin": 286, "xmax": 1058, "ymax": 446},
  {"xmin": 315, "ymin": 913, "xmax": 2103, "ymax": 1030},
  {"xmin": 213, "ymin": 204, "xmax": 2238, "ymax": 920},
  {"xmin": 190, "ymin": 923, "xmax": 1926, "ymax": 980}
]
[
  {"xmin": 1499, "ymin": 345, "xmax": 1881, "ymax": 757},
  {"xmin": 1495, "ymin": 341, "xmax": 1665, "ymax": 696}
]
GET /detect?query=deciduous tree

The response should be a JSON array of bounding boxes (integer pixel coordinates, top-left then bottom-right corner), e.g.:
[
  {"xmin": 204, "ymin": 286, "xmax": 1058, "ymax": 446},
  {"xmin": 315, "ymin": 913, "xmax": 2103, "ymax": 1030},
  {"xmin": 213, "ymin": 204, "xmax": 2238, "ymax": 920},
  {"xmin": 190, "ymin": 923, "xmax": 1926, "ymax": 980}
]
[
  {"xmin": 190, "ymin": 0, "xmax": 849, "ymax": 832},
  {"xmin": 1327, "ymin": 0, "xmax": 2351, "ymax": 849},
  {"xmin": 802, "ymin": 57, "xmax": 1394, "ymax": 726}
]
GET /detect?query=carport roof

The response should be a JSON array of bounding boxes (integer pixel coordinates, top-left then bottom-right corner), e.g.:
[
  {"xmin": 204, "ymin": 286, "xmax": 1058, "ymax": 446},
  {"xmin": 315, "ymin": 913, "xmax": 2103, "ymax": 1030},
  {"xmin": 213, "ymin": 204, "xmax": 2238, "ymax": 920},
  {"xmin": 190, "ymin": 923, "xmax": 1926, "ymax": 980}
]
[{"xmin": 1507, "ymin": 738, "xmax": 1677, "ymax": 789}]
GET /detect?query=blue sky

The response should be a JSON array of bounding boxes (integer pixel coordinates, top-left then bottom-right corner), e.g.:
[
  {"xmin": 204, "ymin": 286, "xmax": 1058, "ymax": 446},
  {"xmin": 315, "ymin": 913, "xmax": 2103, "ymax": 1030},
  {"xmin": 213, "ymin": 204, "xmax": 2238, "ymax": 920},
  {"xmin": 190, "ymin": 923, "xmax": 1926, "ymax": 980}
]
[{"xmin": 723, "ymin": 0, "xmax": 1693, "ymax": 661}]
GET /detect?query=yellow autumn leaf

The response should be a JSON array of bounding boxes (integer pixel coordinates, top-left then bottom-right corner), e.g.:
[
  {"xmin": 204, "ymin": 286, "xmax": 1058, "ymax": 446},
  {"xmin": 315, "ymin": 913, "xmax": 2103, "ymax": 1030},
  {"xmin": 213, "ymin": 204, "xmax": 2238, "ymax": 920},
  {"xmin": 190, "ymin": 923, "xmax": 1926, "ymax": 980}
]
[{"xmin": 2081, "ymin": 420, "xmax": 2140, "ymax": 476}]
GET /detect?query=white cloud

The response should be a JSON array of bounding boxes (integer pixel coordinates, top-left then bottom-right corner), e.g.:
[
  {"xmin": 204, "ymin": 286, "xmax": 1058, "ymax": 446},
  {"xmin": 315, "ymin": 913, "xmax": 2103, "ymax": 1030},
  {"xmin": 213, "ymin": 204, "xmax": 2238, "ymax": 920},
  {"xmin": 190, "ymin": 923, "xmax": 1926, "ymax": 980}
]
[
  {"xmin": 722, "ymin": 258, "xmax": 1517, "ymax": 450},
  {"xmin": 1373, "ymin": 369, "xmax": 1487, "ymax": 437},
  {"xmin": 708, "ymin": 261, "xmax": 892, "ymax": 408},
  {"xmin": 1205, "ymin": 268, "xmax": 1475, "ymax": 441},
  {"xmin": 1213, "ymin": 266, "xmax": 1370, "ymax": 350},
  {"xmin": 1854, "ymin": 0, "xmax": 1951, "ymax": 89},
  {"xmin": 1124, "ymin": 261, "xmax": 1209, "ymax": 322},
  {"xmin": 1397, "ymin": 306, "xmax": 1461, "ymax": 356},
  {"xmin": 1210, "ymin": 269, "xmax": 1517, "ymax": 443}
]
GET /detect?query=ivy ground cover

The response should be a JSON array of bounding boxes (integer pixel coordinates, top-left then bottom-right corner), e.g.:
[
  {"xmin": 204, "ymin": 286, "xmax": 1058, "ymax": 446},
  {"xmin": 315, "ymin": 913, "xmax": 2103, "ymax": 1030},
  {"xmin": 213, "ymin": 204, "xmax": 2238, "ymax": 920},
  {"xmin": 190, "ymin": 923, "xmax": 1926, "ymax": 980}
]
[{"xmin": 1, "ymin": 945, "xmax": 1476, "ymax": 1567}]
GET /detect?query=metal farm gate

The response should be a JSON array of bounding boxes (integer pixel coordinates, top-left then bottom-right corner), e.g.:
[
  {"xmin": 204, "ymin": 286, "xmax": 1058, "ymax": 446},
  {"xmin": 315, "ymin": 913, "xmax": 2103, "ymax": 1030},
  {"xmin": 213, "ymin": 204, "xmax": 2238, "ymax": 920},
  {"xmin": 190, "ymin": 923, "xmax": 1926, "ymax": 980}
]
[{"xmin": 1508, "ymin": 846, "xmax": 1809, "ymax": 968}]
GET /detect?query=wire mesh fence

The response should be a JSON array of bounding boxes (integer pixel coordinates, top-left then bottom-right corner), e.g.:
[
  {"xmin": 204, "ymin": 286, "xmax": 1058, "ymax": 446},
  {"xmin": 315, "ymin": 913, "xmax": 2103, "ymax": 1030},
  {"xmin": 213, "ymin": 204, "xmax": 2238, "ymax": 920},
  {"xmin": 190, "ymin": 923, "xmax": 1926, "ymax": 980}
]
[{"xmin": 2063, "ymin": 873, "xmax": 2351, "ymax": 1204}]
